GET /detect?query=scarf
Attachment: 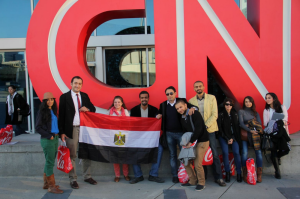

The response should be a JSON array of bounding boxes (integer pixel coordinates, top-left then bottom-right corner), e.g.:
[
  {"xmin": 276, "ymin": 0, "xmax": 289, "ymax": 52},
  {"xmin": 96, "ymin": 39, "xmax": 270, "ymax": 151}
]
[
  {"xmin": 109, "ymin": 107, "xmax": 126, "ymax": 116},
  {"xmin": 7, "ymin": 92, "xmax": 17, "ymax": 116}
]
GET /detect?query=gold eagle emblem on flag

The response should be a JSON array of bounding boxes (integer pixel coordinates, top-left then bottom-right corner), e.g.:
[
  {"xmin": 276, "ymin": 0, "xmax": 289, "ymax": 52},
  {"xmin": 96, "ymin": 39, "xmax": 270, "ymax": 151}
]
[{"xmin": 114, "ymin": 132, "xmax": 125, "ymax": 146}]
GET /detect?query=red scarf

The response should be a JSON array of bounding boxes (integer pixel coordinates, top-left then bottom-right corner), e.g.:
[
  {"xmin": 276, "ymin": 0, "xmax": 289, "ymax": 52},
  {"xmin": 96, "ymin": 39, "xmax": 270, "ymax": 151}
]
[{"xmin": 109, "ymin": 107, "xmax": 126, "ymax": 116}]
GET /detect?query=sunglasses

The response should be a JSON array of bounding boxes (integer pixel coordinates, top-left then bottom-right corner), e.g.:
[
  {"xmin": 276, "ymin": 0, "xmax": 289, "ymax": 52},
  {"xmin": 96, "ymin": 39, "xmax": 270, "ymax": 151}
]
[
  {"xmin": 166, "ymin": 92, "xmax": 174, "ymax": 96},
  {"xmin": 225, "ymin": 103, "xmax": 232, "ymax": 106}
]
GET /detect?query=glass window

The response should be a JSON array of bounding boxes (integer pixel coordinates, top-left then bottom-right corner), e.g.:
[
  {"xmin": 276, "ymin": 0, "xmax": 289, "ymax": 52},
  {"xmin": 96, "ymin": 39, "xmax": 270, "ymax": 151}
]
[
  {"xmin": 146, "ymin": 0, "xmax": 155, "ymax": 34},
  {"xmin": 96, "ymin": 18, "xmax": 145, "ymax": 36},
  {"xmin": 0, "ymin": 0, "xmax": 31, "ymax": 38},
  {"xmin": 0, "ymin": 51, "xmax": 28, "ymax": 129},
  {"xmin": 34, "ymin": 0, "xmax": 39, "ymax": 9},
  {"xmin": 105, "ymin": 48, "xmax": 155, "ymax": 87},
  {"xmin": 240, "ymin": 0, "xmax": 247, "ymax": 18},
  {"xmin": 86, "ymin": 49, "xmax": 95, "ymax": 62}
]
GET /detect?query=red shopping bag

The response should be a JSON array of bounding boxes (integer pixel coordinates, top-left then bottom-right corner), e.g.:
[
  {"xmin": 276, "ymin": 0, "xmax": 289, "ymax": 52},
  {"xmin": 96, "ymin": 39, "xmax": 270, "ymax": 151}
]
[
  {"xmin": 0, "ymin": 125, "xmax": 13, "ymax": 145},
  {"xmin": 219, "ymin": 153, "xmax": 235, "ymax": 179},
  {"xmin": 246, "ymin": 158, "xmax": 257, "ymax": 185},
  {"xmin": 57, "ymin": 141, "xmax": 73, "ymax": 173},
  {"xmin": 202, "ymin": 147, "xmax": 213, "ymax": 165},
  {"xmin": 178, "ymin": 163, "xmax": 192, "ymax": 184}
]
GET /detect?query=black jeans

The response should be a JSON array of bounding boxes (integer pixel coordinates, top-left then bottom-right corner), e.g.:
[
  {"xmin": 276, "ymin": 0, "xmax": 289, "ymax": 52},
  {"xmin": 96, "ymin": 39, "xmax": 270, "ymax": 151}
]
[{"xmin": 203, "ymin": 132, "xmax": 222, "ymax": 180}]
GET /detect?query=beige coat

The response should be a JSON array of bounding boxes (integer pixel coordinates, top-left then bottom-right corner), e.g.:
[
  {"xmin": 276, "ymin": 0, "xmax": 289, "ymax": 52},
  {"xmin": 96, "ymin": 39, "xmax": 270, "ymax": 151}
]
[{"xmin": 189, "ymin": 93, "xmax": 218, "ymax": 133}]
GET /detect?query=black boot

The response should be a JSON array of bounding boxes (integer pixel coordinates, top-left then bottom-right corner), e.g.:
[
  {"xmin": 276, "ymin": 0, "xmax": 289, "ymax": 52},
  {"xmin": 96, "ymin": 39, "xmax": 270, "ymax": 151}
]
[
  {"xmin": 272, "ymin": 156, "xmax": 281, "ymax": 179},
  {"xmin": 237, "ymin": 174, "xmax": 242, "ymax": 183},
  {"xmin": 225, "ymin": 172, "xmax": 230, "ymax": 183}
]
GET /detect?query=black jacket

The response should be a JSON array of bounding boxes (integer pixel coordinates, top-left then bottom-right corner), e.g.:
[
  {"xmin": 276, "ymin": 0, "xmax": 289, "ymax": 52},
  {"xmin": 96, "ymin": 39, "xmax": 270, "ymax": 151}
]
[
  {"xmin": 157, "ymin": 98, "xmax": 195, "ymax": 133},
  {"xmin": 181, "ymin": 111, "xmax": 209, "ymax": 143},
  {"xmin": 271, "ymin": 120, "xmax": 291, "ymax": 151},
  {"xmin": 35, "ymin": 110, "xmax": 56, "ymax": 139},
  {"xmin": 130, "ymin": 104, "xmax": 158, "ymax": 118},
  {"xmin": 217, "ymin": 109, "xmax": 242, "ymax": 147},
  {"xmin": 5, "ymin": 93, "xmax": 27, "ymax": 125},
  {"xmin": 58, "ymin": 90, "xmax": 96, "ymax": 139}
]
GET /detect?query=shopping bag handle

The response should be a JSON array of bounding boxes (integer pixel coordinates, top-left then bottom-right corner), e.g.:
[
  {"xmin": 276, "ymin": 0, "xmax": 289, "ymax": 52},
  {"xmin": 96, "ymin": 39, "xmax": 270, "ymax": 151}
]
[{"xmin": 60, "ymin": 140, "xmax": 67, "ymax": 147}]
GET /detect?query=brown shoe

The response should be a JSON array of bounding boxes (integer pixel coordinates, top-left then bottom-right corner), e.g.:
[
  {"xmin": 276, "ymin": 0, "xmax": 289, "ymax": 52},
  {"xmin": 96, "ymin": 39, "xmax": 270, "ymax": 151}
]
[
  {"xmin": 257, "ymin": 167, "xmax": 262, "ymax": 183},
  {"xmin": 84, "ymin": 178, "xmax": 97, "ymax": 185},
  {"xmin": 46, "ymin": 174, "xmax": 63, "ymax": 194},
  {"xmin": 114, "ymin": 177, "xmax": 120, "ymax": 182},
  {"xmin": 124, "ymin": 176, "xmax": 131, "ymax": 181},
  {"xmin": 70, "ymin": 181, "xmax": 79, "ymax": 189},
  {"xmin": 43, "ymin": 173, "xmax": 59, "ymax": 189},
  {"xmin": 242, "ymin": 166, "xmax": 247, "ymax": 183}
]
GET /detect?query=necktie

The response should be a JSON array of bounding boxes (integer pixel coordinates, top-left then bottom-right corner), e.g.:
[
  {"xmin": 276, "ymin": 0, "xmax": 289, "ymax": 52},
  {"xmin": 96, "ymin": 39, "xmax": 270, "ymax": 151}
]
[{"xmin": 76, "ymin": 94, "xmax": 81, "ymax": 109}]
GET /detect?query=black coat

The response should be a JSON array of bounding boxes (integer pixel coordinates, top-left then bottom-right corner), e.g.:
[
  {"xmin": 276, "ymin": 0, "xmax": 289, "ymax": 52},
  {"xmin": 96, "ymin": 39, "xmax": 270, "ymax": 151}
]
[
  {"xmin": 35, "ymin": 110, "xmax": 56, "ymax": 139},
  {"xmin": 130, "ymin": 104, "xmax": 158, "ymax": 118},
  {"xmin": 5, "ymin": 93, "xmax": 27, "ymax": 125},
  {"xmin": 217, "ymin": 109, "xmax": 242, "ymax": 147},
  {"xmin": 58, "ymin": 90, "xmax": 96, "ymax": 139},
  {"xmin": 157, "ymin": 98, "xmax": 195, "ymax": 133},
  {"xmin": 271, "ymin": 120, "xmax": 291, "ymax": 151}
]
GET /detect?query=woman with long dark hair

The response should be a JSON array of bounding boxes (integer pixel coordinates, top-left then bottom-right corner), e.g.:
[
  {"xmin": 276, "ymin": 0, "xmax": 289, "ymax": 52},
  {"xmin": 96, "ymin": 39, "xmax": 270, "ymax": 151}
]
[
  {"xmin": 36, "ymin": 92, "xmax": 63, "ymax": 194},
  {"xmin": 263, "ymin": 92, "xmax": 288, "ymax": 133},
  {"xmin": 238, "ymin": 96, "xmax": 263, "ymax": 183},
  {"xmin": 217, "ymin": 98, "xmax": 242, "ymax": 183},
  {"xmin": 263, "ymin": 93, "xmax": 290, "ymax": 179},
  {"xmin": 108, "ymin": 96, "xmax": 131, "ymax": 182}
]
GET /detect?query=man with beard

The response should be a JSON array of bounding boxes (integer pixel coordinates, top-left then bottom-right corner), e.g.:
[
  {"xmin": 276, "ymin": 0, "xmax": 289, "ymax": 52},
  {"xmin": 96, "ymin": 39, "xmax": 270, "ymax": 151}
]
[
  {"xmin": 129, "ymin": 91, "xmax": 165, "ymax": 184},
  {"xmin": 188, "ymin": 81, "xmax": 226, "ymax": 186},
  {"xmin": 175, "ymin": 99, "xmax": 209, "ymax": 191}
]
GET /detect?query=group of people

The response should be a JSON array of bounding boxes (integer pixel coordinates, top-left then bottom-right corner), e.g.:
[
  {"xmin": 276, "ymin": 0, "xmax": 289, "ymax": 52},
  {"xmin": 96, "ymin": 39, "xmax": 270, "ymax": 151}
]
[{"xmin": 31, "ymin": 76, "xmax": 290, "ymax": 194}]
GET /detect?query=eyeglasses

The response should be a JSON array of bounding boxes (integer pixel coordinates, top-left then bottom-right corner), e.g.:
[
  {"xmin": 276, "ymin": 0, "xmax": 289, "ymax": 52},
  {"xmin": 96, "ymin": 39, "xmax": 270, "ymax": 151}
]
[
  {"xmin": 166, "ymin": 92, "xmax": 174, "ymax": 96},
  {"xmin": 225, "ymin": 103, "xmax": 232, "ymax": 106}
]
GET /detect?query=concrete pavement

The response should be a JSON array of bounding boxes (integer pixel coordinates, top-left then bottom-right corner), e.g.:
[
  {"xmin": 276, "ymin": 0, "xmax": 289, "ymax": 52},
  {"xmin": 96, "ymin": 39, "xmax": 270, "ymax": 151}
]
[{"xmin": 0, "ymin": 174, "xmax": 299, "ymax": 199}]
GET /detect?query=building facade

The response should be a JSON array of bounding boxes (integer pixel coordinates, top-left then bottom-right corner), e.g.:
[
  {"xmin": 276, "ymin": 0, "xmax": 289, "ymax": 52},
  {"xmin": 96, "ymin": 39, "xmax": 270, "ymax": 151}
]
[{"xmin": 1, "ymin": 0, "xmax": 299, "ymax": 134}]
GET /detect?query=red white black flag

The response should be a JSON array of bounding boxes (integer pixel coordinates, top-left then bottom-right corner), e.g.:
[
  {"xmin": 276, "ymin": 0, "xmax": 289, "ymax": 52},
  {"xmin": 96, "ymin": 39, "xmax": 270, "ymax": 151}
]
[{"xmin": 78, "ymin": 112, "xmax": 162, "ymax": 164}]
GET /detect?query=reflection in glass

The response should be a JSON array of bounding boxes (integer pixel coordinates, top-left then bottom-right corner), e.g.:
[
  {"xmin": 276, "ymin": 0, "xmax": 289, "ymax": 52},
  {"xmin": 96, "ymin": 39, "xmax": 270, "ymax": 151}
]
[
  {"xmin": 240, "ymin": 0, "xmax": 247, "ymax": 18},
  {"xmin": 86, "ymin": 49, "xmax": 95, "ymax": 62},
  {"xmin": 0, "ymin": 0, "xmax": 31, "ymax": 38},
  {"xmin": 0, "ymin": 51, "xmax": 28, "ymax": 129},
  {"xmin": 105, "ymin": 48, "xmax": 156, "ymax": 87}
]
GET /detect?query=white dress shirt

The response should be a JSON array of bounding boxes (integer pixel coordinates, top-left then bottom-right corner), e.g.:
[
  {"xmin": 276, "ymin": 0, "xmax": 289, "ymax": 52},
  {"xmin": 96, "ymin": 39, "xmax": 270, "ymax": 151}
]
[{"xmin": 71, "ymin": 90, "xmax": 82, "ymax": 125}]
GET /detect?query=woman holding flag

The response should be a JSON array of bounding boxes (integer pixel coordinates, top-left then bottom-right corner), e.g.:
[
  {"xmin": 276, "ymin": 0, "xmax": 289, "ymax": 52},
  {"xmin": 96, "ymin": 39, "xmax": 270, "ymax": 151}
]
[{"xmin": 108, "ymin": 96, "xmax": 131, "ymax": 182}]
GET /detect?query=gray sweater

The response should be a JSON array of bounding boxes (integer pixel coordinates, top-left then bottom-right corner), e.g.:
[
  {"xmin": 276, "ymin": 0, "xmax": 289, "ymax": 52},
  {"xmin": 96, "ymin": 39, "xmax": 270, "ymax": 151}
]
[{"xmin": 238, "ymin": 108, "xmax": 262, "ymax": 133}]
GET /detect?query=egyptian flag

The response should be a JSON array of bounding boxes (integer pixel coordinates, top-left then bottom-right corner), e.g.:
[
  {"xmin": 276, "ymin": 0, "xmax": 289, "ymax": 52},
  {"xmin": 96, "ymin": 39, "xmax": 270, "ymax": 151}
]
[{"xmin": 78, "ymin": 112, "xmax": 162, "ymax": 164}]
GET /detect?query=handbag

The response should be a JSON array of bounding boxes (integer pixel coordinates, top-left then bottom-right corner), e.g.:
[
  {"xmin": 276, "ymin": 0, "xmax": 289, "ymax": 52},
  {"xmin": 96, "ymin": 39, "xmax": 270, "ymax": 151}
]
[
  {"xmin": 261, "ymin": 133, "xmax": 274, "ymax": 151},
  {"xmin": 240, "ymin": 125, "xmax": 248, "ymax": 141}
]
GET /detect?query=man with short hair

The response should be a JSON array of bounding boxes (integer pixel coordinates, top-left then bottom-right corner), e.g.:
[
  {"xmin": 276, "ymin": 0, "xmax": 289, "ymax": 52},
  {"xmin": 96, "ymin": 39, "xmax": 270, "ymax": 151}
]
[
  {"xmin": 58, "ymin": 76, "xmax": 97, "ymax": 189},
  {"xmin": 175, "ymin": 99, "xmax": 209, "ymax": 191},
  {"xmin": 156, "ymin": 86, "xmax": 196, "ymax": 183},
  {"xmin": 188, "ymin": 81, "xmax": 226, "ymax": 186},
  {"xmin": 129, "ymin": 91, "xmax": 164, "ymax": 184},
  {"xmin": 5, "ymin": 85, "xmax": 28, "ymax": 136}
]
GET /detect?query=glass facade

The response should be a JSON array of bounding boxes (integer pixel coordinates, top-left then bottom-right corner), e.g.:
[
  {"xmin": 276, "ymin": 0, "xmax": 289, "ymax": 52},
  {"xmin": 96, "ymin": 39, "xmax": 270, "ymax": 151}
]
[
  {"xmin": 0, "ymin": 51, "xmax": 28, "ymax": 129},
  {"xmin": 0, "ymin": 0, "xmax": 31, "ymax": 38}
]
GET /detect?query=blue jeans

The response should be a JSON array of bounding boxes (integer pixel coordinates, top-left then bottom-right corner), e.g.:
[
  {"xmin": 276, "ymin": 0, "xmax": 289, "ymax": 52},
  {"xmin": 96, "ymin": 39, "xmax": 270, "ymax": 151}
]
[
  {"xmin": 132, "ymin": 144, "xmax": 164, "ymax": 177},
  {"xmin": 241, "ymin": 141, "xmax": 263, "ymax": 167},
  {"xmin": 166, "ymin": 131, "xmax": 183, "ymax": 177},
  {"xmin": 219, "ymin": 136, "xmax": 242, "ymax": 174},
  {"xmin": 205, "ymin": 132, "xmax": 222, "ymax": 180}
]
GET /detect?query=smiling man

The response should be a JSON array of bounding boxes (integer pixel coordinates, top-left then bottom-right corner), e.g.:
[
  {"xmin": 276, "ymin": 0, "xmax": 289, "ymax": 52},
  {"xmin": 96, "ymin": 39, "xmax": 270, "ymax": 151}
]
[
  {"xmin": 129, "ymin": 91, "xmax": 164, "ymax": 184},
  {"xmin": 58, "ymin": 76, "xmax": 96, "ymax": 189},
  {"xmin": 175, "ymin": 99, "xmax": 209, "ymax": 191},
  {"xmin": 156, "ymin": 86, "xmax": 196, "ymax": 183}
]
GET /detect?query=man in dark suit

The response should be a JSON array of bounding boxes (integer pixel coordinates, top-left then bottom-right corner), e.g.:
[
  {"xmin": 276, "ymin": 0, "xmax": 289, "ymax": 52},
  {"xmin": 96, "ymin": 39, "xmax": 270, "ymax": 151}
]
[
  {"xmin": 129, "ymin": 91, "xmax": 164, "ymax": 184},
  {"xmin": 58, "ymin": 76, "xmax": 96, "ymax": 189},
  {"xmin": 5, "ymin": 85, "xmax": 28, "ymax": 136},
  {"xmin": 156, "ymin": 86, "xmax": 196, "ymax": 183}
]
